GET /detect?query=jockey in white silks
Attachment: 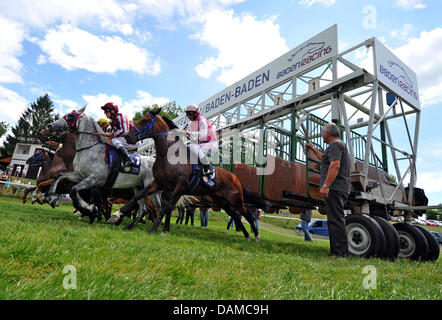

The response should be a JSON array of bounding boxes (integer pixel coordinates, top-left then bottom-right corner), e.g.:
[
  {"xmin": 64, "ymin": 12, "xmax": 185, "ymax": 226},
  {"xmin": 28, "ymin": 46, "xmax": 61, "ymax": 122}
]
[
  {"xmin": 183, "ymin": 104, "xmax": 218, "ymax": 178},
  {"xmin": 101, "ymin": 102, "xmax": 140, "ymax": 167}
]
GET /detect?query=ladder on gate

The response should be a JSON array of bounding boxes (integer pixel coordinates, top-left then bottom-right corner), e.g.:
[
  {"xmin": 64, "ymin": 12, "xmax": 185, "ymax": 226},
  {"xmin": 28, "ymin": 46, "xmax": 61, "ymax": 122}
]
[{"xmin": 305, "ymin": 114, "xmax": 327, "ymax": 201}]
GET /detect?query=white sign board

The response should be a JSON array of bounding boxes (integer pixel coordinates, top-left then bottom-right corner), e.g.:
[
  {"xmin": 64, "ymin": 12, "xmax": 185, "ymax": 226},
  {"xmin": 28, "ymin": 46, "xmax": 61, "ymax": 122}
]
[
  {"xmin": 175, "ymin": 25, "xmax": 338, "ymax": 128},
  {"xmin": 374, "ymin": 38, "xmax": 420, "ymax": 109}
]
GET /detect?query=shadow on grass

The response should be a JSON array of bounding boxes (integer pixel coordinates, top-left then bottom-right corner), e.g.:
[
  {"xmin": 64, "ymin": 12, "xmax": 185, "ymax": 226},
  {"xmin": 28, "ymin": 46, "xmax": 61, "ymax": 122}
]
[{"xmin": 3, "ymin": 197, "xmax": 329, "ymax": 259}]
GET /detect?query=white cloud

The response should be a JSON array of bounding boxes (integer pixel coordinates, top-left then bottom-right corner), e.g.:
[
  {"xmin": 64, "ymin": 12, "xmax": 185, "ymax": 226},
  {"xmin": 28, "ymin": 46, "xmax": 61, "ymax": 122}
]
[
  {"xmin": 82, "ymin": 93, "xmax": 124, "ymax": 120},
  {"xmin": 416, "ymin": 171, "xmax": 442, "ymax": 193},
  {"xmin": 122, "ymin": 90, "xmax": 170, "ymax": 117},
  {"xmin": 37, "ymin": 24, "xmax": 161, "ymax": 75},
  {"xmin": 0, "ymin": 17, "xmax": 25, "ymax": 83},
  {"xmin": 133, "ymin": 0, "xmax": 246, "ymax": 25},
  {"xmin": 392, "ymin": 28, "xmax": 442, "ymax": 106},
  {"xmin": 0, "ymin": 0, "xmax": 134, "ymax": 34},
  {"xmin": 193, "ymin": 10, "xmax": 288, "ymax": 85},
  {"xmin": 0, "ymin": 86, "xmax": 28, "ymax": 124},
  {"xmin": 299, "ymin": 0, "xmax": 336, "ymax": 7},
  {"xmin": 395, "ymin": 0, "xmax": 427, "ymax": 10},
  {"xmin": 389, "ymin": 24, "xmax": 415, "ymax": 41},
  {"xmin": 81, "ymin": 91, "xmax": 170, "ymax": 120}
]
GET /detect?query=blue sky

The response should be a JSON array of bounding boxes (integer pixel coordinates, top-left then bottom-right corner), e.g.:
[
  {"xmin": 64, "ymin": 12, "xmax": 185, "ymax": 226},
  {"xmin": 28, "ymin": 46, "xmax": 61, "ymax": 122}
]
[{"xmin": 1, "ymin": 0, "xmax": 442, "ymax": 204}]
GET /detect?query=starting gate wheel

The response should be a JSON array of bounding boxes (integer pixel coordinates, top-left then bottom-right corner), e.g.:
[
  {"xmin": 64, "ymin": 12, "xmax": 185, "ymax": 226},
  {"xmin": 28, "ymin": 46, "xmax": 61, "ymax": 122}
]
[
  {"xmin": 372, "ymin": 216, "xmax": 400, "ymax": 261},
  {"xmin": 393, "ymin": 223, "xmax": 429, "ymax": 261},
  {"xmin": 414, "ymin": 226, "xmax": 440, "ymax": 261},
  {"xmin": 345, "ymin": 214, "xmax": 386, "ymax": 258}
]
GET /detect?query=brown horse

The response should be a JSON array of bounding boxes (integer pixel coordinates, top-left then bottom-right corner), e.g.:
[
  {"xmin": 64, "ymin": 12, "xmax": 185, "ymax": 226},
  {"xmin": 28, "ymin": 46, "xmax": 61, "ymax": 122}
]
[
  {"xmin": 108, "ymin": 109, "xmax": 270, "ymax": 240},
  {"xmin": 23, "ymin": 149, "xmax": 54, "ymax": 204}
]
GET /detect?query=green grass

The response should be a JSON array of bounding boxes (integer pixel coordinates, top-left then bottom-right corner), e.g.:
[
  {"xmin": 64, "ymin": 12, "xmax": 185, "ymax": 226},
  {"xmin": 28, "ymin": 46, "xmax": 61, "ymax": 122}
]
[{"xmin": 0, "ymin": 195, "xmax": 440, "ymax": 300}]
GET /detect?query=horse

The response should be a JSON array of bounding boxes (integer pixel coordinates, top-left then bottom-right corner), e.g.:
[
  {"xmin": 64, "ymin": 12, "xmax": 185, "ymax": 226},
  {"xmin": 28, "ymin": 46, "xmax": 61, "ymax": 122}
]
[
  {"xmin": 23, "ymin": 149, "xmax": 54, "ymax": 204},
  {"xmin": 38, "ymin": 126, "xmax": 161, "ymax": 227},
  {"xmin": 108, "ymin": 108, "xmax": 270, "ymax": 241},
  {"xmin": 45, "ymin": 106, "xmax": 160, "ymax": 223}
]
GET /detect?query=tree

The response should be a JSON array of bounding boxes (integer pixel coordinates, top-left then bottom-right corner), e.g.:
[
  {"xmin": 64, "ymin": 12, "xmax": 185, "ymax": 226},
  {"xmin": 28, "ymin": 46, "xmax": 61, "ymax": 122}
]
[
  {"xmin": 0, "ymin": 121, "xmax": 9, "ymax": 139},
  {"xmin": 132, "ymin": 100, "xmax": 183, "ymax": 123},
  {"xmin": 0, "ymin": 94, "xmax": 59, "ymax": 156}
]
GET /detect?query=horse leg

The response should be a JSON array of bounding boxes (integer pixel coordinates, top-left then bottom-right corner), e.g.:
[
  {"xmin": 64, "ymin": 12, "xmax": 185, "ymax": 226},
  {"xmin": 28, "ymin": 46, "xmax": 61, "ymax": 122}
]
[
  {"xmin": 23, "ymin": 187, "xmax": 37, "ymax": 204},
  {"xmin": 242, "ymin": 207, "xmax": 260, "ymax": 241},
  {"xmin": 46, "ymin": 172, "xmax": 77, "ymax": 208},
  {"xmin": 69, "ymin": 175, "xmax": 102, "ymax": 224},
  {"xmin": 223, "ymin": 207, "xmax": 250, "ymax": 240},
  {"xmin": 108, "ymin": 182, "xmax": 159, "ymax": 224}
]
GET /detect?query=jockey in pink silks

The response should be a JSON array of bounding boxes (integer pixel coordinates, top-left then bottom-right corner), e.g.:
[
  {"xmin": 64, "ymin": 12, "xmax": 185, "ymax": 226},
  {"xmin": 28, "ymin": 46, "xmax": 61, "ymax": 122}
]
[{"xmin": 183, "ymin": 104, "xmax": 218, "ymax": 178}]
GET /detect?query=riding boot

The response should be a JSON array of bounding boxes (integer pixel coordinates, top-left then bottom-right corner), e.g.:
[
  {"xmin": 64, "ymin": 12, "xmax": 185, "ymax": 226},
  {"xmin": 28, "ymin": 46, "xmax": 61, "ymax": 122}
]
[
  {"xmin": 117, "ymin": 146, "xmax": 134, "ymax": 167},
  {"xmin": 202, "ymin": 164, "xmax": 213, "ymax": 177},
  {"xmin": 202, "ymin": 163, "xmax": 214, "ymax": 188}
]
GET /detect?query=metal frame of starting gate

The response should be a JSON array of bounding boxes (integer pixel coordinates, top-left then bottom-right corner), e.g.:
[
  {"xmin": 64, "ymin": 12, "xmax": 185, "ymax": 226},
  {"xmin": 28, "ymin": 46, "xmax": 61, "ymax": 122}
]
[{"xmin": 139, "ymin": 25, "xmax": 424, "ymax": 218}]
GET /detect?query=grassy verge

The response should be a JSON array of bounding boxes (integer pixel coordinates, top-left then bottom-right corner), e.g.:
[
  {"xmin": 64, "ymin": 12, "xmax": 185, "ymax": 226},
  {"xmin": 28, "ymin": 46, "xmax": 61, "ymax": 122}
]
[{"xmin": 0, "ymin": 195, "xmax": 440, "ymax": 300}]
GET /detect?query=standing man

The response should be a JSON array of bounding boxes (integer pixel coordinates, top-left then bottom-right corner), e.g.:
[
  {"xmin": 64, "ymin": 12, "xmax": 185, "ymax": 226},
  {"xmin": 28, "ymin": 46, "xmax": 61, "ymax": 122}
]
[
  {"xmin": 200, "ymin": 208, "xmax": 210, "ymax": 227},
  {"xmin": 185, "ymin": 207, "xmax": 195, "ymax": 226},
  {"xmin": 300, "ymin": 209, "xmax": 313, "ymax": 242},
  {"xmin": 306, "ymin": 122, "xmax": 350, "ymax": 258}
]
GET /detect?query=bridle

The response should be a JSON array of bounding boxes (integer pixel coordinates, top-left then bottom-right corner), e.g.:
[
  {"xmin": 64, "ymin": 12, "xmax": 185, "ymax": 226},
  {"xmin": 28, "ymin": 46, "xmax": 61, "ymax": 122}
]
[
  {"xmin": 132, "ymin": 113, "xmax": 168, "ymax": 141},
  {"xmin": 28, "ymin": 151, "xmax": 50, "ymax": 166}
]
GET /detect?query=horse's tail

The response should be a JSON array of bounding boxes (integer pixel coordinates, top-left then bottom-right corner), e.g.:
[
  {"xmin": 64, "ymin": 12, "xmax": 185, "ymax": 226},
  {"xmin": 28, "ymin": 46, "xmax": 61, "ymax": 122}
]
[{"xmin": 242, "ymin": 187, "xmax": 271, "ymax": 212}]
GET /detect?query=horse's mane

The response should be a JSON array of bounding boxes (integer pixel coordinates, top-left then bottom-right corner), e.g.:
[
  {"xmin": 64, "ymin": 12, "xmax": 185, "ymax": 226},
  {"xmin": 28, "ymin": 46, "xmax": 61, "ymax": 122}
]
[{"xmin": 161, "ymin": 115, "xmax": 179, "ymax": 130}]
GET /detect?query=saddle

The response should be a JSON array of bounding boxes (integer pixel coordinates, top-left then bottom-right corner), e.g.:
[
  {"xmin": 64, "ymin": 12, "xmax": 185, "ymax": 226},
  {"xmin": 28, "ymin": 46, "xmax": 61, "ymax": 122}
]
[{"xmin": 106, "ymin": 146, "xmax": 141, "ymax": 175}]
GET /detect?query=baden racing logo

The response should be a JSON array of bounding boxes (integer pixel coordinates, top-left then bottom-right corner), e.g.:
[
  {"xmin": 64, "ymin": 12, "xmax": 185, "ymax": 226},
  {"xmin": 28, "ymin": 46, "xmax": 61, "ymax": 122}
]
[
  {"xmin": 379, "ymin": 59, "xmax": 418, "ymax": 101},
  {"xmin": 387, "ymin": 60, "xmax": 414, "ymax": 88},
  {"xmin": 277, "ymin": 41, "xmax": 332, "ymax": 79},
  {"xmin": 288, "ymin": 42, "xmax": 326, "ymax": 62}
]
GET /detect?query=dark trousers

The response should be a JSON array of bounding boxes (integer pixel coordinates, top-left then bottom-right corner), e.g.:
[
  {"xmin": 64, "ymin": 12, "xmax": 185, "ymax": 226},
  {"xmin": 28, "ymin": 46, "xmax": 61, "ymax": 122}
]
[
  {"xmin": 185, "ymin": 208, "xmax": 195, "ymax": 225},
  {"xmin": 176, "ymin": 209, "xmax": 184, "ymax": 224},
  {"xmin": 325, "ymin": 190, "xmax": 349, "ymax": 257}
]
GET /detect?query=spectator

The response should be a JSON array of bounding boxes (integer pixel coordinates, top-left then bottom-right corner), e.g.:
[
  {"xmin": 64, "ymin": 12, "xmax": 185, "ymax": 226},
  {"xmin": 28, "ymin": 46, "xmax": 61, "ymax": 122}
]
[
  {"xmin": 306, "ymin": 122, "xmax": 351, "ymax": 258},
  {"xmin": 185, "ymin": 207, "xmax": 195, "ymax": 226},
  {"xmin": 15, "ymin": 166, "xmax": 21, "ymax": 177},
  {"xmin": 16, "ymin": 179, "xmax": 24, "ymax": 194},
  {"xmin": 200, "ymin": 208, "xmax": 209, "ymax": 227},
  {"xmin": 21, "ymin": 167, "xmax": 27, "ymax": 178},
  {"xmin": 176, "ymin": 208, "xmax": 184, "ymax": 224},
  {"xmin": 300, "ymin": 209, "xmax": 313, "ymax": 242},
  {"xmin": 227, "ymin": 216, "xmax": 235, "ymax": 230}
]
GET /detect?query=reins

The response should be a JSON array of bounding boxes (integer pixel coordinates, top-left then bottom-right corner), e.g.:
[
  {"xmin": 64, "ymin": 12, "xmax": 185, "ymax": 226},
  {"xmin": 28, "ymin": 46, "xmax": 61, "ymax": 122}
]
[{"xmin": 133, "ymin": 113, "xmax": 169, "ymax": 140}]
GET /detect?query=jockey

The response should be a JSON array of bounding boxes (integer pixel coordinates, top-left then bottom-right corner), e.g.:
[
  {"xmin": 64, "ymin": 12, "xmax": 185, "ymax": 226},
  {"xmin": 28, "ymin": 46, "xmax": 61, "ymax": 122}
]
[
  {"xmin": 101, "ymin": 102, "xmax": 139, "ymax": 167},
  {"xmin": 97, "ymin": 118, "xmax": 112, "ymax": 133},
  {"xmin": 183, "ymin": 104, "xmax": 218, "ymax": 178}
]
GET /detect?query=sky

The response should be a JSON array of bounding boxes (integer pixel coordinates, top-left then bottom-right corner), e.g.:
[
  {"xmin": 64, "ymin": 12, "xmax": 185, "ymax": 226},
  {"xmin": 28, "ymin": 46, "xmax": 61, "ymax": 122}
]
[{"xmin": 1, "ymin": 0, "xmax": 442, "ymax": 204}]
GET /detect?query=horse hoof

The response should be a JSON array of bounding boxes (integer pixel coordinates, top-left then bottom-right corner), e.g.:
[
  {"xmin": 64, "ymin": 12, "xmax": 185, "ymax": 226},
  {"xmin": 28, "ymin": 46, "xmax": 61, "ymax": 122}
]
[
  {"xmin": 255, "ymin": 236, "xmax": 261, "ymax": 243},
  {"xmin": 48, "ymin": 198, "xmax": 58, "ymax": 209},
  {"xmin": 107, "ymin": 214, "xmax": 121, "ymax": 224}
]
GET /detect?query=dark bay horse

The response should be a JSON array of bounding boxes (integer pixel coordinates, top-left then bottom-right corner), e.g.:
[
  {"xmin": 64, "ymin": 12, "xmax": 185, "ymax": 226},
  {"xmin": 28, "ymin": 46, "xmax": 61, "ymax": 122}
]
[{"xmin": 108, "ymin": 109, "xmax": 270, "ymax": 240}]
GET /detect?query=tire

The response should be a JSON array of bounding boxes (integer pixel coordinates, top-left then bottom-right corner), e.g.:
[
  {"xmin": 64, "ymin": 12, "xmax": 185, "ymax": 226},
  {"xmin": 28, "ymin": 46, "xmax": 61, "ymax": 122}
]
[
  {"xmin": 393, "ymin": 223, "xmax": 429, "ymax": 260},
  {"xmin": 346, "ymin": 214, "xmax": 386, "ymax": 258},
  {"xmin": 414, "ymin": 226, "xmax": 440, "ymax": 261},
  {"xmin": 372, "ymin": 216, "xmax": 400, "ymax": 261}
]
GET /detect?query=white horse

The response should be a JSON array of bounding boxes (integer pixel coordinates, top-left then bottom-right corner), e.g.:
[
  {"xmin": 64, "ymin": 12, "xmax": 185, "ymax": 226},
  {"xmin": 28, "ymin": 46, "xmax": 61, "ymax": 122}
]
[{"xmin": 46, "ymin": 106, "xmax": 160, "ymax": 219}]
